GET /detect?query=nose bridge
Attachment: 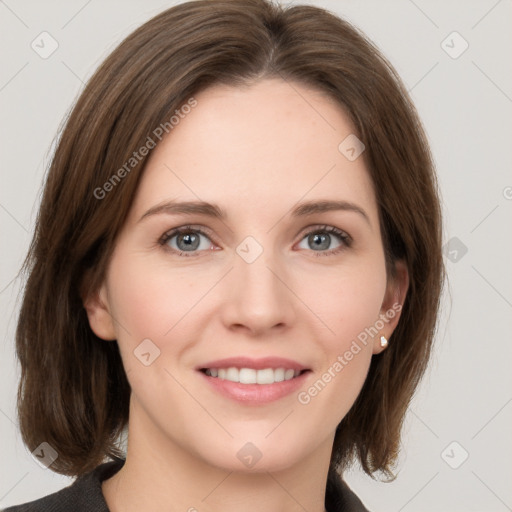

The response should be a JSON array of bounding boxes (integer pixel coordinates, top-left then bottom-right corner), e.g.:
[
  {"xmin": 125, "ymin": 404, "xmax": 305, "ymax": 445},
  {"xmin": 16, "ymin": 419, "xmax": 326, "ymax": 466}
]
[
  {"xmin": 222, "ymin": 238, "xmax": 295, "ymax": 332},
  {"xmin": 238, "ymin": 248, "xmax": 280, "ymax": 298}
]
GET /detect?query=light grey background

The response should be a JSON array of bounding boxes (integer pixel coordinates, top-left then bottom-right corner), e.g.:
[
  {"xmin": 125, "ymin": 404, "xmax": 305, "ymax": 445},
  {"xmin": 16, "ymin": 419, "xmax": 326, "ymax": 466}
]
[{"xmin": 1, "ymin": 1, "xmax": 511, "ymax": 510}]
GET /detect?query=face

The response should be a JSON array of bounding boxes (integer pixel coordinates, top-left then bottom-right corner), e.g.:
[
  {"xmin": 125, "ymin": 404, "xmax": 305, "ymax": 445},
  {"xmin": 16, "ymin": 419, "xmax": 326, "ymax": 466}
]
[{"xmin": 85, "ymin": 78, "xmax": 407, "ymax": 473}]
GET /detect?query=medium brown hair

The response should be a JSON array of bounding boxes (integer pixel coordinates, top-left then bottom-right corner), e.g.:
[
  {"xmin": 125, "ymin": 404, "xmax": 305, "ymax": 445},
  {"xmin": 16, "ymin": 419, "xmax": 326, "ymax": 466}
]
[{"xmin": 15, "ymin": 0, "xmax": 444, "ymax": 480}]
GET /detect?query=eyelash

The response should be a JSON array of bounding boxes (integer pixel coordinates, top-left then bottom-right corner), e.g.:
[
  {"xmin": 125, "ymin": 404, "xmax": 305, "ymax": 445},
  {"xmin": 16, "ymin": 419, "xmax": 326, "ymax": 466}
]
[{"xmin": 158, "ymin": 224, "xmax": 352, "ymax": 258}]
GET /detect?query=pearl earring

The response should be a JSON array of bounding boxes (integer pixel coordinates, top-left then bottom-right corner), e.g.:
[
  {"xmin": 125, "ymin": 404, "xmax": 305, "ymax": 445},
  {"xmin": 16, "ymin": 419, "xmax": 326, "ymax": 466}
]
[{"xmin": 380, "ymin": 336, "xmax": 388, "ymax": 348}]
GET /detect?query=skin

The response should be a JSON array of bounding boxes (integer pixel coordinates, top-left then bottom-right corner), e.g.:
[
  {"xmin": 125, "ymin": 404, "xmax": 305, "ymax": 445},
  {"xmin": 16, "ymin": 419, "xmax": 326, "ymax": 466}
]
[{"xmin": 84, "ymin": 78, "xmax": 408, "ymax": 512}]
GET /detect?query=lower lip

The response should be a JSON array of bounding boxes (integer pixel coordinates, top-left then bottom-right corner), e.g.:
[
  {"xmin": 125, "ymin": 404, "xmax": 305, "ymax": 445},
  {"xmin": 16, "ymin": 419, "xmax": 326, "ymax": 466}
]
[{"xmin": 198, "ymin": 370, "xmax": 311, "ymax": 405}]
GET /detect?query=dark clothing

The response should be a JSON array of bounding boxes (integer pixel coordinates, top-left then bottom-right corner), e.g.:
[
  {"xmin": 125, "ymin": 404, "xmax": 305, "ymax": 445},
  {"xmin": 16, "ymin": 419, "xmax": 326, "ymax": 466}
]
[{"xmin": 3, "ymin": 457, "xmax": 369, "ymax": 512}]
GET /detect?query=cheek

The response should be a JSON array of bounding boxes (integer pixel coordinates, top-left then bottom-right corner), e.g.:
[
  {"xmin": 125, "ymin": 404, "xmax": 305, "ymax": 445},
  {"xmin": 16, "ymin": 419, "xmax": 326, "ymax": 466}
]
[
  {"xmin": 298, "ymin": 264, "xmax": 386, "ymax": 408},
  {"xmin": 106, "ymin": 253, "xmax": 201, "ymax": 355},
  {"xmin": 306, "ymin": 262, "xmax": 387, "ymax": 346}
]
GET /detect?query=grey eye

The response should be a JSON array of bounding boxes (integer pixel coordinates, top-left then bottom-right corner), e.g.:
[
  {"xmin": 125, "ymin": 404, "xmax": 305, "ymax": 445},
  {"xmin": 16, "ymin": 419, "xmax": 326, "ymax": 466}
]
[
  {"xmin": 166, "ymin": 230, "xmax": 212, "ymax": 252},
  {"xmin": 298, "ymin": 231, "xmax": 343, "ymax": 252}
]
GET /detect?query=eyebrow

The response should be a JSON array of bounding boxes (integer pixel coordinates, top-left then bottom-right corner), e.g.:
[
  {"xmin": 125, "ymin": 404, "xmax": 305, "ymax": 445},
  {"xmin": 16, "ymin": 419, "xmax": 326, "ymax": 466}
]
[
  {"xmin": 139, "ymin": 201, "xmax": 225, "ymax": 223},
  {"xmin": 292, "ymin": 200, "xmax": 370, "ymax": 224},
  {"xmin": 138, "ymin": 199, "xmax": 370, "ymax": 225}
]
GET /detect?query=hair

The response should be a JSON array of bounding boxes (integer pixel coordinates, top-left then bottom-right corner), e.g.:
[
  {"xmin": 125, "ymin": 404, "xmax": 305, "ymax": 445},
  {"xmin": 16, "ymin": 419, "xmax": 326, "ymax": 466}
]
[{"xmin": 15, "ymin": 0, "xmax": 444, "ymax": 480}]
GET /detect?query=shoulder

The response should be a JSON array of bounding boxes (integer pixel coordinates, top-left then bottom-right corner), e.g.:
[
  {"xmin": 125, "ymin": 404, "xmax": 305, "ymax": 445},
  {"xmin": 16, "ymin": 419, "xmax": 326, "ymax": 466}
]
[
  {"xmin": 3, "ymin": 459, "xmax": 369, "ymax": 512},
  {"xmin": 2, "ymin": 458, "xmax": 125, "ymax": 512},
  {"xmin": 325, "ymin": 470, "xmax": 371, "ymax": 512}
]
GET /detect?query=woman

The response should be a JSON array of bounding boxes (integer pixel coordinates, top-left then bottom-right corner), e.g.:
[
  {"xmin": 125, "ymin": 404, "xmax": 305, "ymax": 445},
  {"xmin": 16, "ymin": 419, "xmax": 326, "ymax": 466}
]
[{"xmin": 6, "ymin": 0, "xmax": 444, "ymax": 510}]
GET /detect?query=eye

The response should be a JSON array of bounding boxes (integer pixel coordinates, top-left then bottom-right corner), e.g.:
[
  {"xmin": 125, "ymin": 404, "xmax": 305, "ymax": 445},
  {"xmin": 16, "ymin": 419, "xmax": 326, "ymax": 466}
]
[
  {"xmin": 159, "ymin": 225, "xmax": 216, "ymax": 256},
  {"xmin": 296, "ymin": 225, "xmax": 351, "ymax": 256}
]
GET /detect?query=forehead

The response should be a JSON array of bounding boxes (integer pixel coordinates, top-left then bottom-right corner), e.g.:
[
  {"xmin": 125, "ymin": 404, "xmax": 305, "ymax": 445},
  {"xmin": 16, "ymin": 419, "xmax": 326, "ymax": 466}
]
[{"xmin": 129, "ymin": 79, "xmax": 377, "ymax": 223}]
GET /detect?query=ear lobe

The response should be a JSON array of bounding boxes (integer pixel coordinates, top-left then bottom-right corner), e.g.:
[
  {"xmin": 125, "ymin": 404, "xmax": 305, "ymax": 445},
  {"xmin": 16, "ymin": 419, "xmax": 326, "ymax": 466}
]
[
  {"xmin": 373, "ymin": 259, "xmax": 409, "ymax": 354},
  {"xmin": 82, "ymin": 283, "xmax": 117, "ymax": 341}
]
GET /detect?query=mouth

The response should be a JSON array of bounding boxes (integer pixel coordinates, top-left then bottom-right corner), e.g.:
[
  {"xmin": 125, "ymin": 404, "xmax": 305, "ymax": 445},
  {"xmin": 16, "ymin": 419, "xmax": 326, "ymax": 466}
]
[
  {"xmin": 199, "ymin": 367, "xmax": 310, "ymax": 385},
  {"xmin": 196, "ymin": 357, "xmax": 312, "ymax": 404}
]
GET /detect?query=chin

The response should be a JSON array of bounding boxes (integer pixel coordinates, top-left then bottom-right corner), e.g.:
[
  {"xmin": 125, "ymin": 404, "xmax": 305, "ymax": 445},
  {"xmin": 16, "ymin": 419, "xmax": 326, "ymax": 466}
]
[{"xmin": 194, "ymin": 434, "xmax": 312, "ymax": 474}]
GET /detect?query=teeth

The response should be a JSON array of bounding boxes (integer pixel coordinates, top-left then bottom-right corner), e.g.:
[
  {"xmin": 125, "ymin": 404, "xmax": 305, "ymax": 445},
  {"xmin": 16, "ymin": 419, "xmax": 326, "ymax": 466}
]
[
  {"xmin": 226, "ymin": 367, "xmax": 238, "ymax": 381},
  {"xmin": 257, "ymin": 368, "xmax": 274, "ymax": 384},
  {"xmin": 273, "ymin": 368, "xmax": 285, "ymax": 382},
  {"xmin": 285, "ymin": 369, "xmax": 295, "ymax": 380},
  {"xmin": 240, "ymin": 368, "xmax": 257, "ymax": 384},
  {"xmin": 204, "ymin": 367, "xmax": 302, "ymax": 384}
]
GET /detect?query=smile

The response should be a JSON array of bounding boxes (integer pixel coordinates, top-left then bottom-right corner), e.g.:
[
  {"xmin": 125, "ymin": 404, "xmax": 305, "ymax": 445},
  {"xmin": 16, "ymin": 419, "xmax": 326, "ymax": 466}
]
[
  {"xmin": 196, "ymin": 356, "xmax": 311, "ymax": 404},
  {"xmin": 201, "ymin": 367, "xmax": 306, "ymax": 384}
]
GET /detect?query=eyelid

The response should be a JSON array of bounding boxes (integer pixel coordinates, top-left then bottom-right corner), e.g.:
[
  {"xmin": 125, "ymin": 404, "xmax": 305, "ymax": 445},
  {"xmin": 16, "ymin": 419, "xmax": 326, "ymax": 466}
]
[
  {"xmin": 158, "ymin": 224, "xmax": 219, "ymax": 257},
  {"xmin": 159, "ymin": 223, "xmax": 352, "ymax": 256},
  {"xmin": 295, "ymin": 224, "xmax": 352, "ymax": 257},
  {"xmin": 297, "ymin": 223, "xmax": 352, "ymax": 242},
  {"xmin": 159, "ymin": 224, "xmax": 216, "ymax": 244}
]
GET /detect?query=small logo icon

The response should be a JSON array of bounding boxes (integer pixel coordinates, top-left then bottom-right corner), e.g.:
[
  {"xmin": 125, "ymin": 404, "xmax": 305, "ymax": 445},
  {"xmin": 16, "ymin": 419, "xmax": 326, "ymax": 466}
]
[
  {"xmin": 443, "ymin": 237, "xmax": 468, "ymax": 263},
  {"xmin": 441, "ymin": 441, "xmax": 469, "ymax": 469},
  {"xmin": 441, "ymin": 31, "xmax": 469, "ymax": 59},
  {"xmin": 338, "ymin": 134, "xmax": 365, "ymax": 161},
  {"xmin": 31, "ymin": 31, "xmax": 59, "ymax": 59},
  {"xmin": 32, "ymin": 442, "xmax": 59, "ymax": 469},
  {"xmin": 236, "ymin": 442, "xmax": 263, "ymax": 468},
  {"xmin": 133, "ymin": 338, "xmax": 161, "ymax": 366},
  {"xmin": 236, "ymin": 236, "xmax": 264, "ymax": 264}
]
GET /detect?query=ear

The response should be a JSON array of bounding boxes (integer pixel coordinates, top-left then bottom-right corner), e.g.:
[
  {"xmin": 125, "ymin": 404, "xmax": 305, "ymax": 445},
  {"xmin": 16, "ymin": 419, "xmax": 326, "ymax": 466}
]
[
  {"xmin": 373, "ymin": 259, "xmax": 409, "ymax": 354},
  {"xmin": 82, "ymin": 282, "xmax": 117, "ymax": 341}
]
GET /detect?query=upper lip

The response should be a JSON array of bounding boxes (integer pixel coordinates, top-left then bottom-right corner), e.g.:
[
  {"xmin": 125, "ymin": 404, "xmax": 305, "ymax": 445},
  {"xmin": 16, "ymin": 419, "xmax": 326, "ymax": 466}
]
[{"xmin": 196, "ymin": 356, "xmax": 309, "ymax": 371}]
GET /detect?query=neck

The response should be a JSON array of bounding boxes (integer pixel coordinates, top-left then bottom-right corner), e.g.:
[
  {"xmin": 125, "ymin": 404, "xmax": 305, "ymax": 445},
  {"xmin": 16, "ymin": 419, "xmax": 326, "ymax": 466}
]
[{"xmin": 102, "ymin": 399, "xmax": 332, "ymax": 512}]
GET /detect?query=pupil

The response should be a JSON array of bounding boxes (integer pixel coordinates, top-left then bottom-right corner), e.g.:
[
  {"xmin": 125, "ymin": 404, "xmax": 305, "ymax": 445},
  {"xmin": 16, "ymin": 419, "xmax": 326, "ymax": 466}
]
[
  {"xmin": 310, "ymin": 233, "xmax": 329, "ymax": 251},
  {"xmin": 178, "ymin": 232, "xmax": 199, "ymax": 251}
]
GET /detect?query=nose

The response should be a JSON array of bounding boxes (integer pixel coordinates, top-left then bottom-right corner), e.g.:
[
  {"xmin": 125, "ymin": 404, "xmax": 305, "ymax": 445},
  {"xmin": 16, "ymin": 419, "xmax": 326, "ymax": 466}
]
[{"xmin": 219, "ymin": 248, "xmax": 296, "ymax": 336}]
